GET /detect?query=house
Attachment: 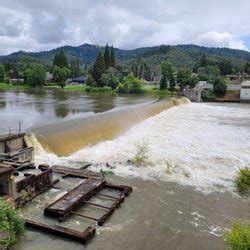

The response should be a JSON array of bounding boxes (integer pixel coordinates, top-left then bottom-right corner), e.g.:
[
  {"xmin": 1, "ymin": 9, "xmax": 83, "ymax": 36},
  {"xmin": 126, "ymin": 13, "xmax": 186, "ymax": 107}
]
[
  {"xmin": 195, "ymin": 81, "xmax": 213, "ymax": 90},
  {"xmin": 10, "ymin": 79, "xmax": 24, "ymax": 84},
  {"xmin": 69, "ymin": 75, "xmax": 87, "ymax": 84},
  {"xmin": 240, "ymin": 81, "xmax": 250, "ymax": 102},
  {"xmin": 149, "ymin": 75, "xmax": 162, "ymax": 84},
  {"xmin": 46, "ymin": 72, "xmax": 53, "ymax": 82}
]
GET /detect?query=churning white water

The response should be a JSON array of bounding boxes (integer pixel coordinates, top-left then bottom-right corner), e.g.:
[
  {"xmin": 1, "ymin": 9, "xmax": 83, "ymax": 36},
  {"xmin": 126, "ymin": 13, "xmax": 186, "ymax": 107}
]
[{"xmin": 35, "ymin": 103, "xmax": 250, "ymax": 193}]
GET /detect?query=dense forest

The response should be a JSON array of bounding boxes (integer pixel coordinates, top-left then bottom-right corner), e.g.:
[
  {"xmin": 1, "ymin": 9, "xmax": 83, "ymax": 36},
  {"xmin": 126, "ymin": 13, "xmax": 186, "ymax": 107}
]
[{"xmin": 0, "ymin": 44, "xmax": 250, "ymax": 73}]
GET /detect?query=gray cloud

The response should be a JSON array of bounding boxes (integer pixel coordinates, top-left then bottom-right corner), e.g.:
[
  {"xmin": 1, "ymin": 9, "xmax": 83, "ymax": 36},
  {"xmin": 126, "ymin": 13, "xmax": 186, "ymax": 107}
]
[{"xmin": 0, "ymin": 0, "xmax": 249, "ymax": 55}]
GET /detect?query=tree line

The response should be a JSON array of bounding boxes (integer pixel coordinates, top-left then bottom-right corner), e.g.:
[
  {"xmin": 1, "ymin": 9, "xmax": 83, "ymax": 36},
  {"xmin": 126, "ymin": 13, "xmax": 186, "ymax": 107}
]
[{"xmin": 0, "ymin": 45, "xmax": 250, "ymax": 96}]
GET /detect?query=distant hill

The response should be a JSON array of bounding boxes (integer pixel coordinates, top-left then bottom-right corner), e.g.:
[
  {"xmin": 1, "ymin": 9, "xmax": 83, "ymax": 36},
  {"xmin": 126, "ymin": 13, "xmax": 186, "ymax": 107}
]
[{"xmin": 0, "ymin": 43, "xmax": 249, "ymax": 69}]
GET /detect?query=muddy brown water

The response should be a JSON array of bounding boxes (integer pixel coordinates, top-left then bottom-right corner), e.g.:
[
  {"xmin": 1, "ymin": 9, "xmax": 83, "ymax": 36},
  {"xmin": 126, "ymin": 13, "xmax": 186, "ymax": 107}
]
[{"xmin": 15, "ymin": 175, "xmax": 249, "ymax": 250}]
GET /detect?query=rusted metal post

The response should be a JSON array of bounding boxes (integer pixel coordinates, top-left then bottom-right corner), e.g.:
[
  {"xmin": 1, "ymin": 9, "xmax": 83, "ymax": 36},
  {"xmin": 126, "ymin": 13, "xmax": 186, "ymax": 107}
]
[{"xmin": 18, "ymin": 121, "xmax": 21, "ymax": 134}]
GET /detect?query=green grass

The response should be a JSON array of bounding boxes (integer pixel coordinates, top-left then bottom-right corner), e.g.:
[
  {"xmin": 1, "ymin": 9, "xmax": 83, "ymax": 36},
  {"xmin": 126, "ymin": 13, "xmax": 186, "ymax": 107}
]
[
  {"xmin": 0, "ymin": 83, "xmax": 29, "ymax": 90},
  {"xmin": 0, "ymin": 82, "xmax": 175, "ymax": 98},
  {"xmin": 235, "ymin": 167, "xmax": 250, "ymax": 195},
  {"xmin": 225, "ymin": 221, "xmax": 250, "ymax": 250}
]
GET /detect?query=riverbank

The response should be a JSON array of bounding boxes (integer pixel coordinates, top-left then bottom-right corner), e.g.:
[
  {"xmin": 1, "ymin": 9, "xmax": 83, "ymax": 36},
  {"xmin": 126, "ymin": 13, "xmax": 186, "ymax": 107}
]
[{"xmin": 0, "ymin": 83, "xmax": 174, "ymax": 98}]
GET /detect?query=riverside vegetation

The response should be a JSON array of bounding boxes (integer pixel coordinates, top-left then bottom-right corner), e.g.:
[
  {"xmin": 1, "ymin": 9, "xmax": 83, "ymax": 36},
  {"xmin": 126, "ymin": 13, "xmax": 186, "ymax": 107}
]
[
  {"xmin": 0, "ymin": 43, "xmax": 246, "ymax": 99},
  {"xmin": 235, "ymin": 167, "xmax": 250, "ymax": 195},
  {"xmin": 225, "ymin": 221, "xmax": 250, "ymax": 250},
  {"xmin": 0, "ymin": 199, "xmax": 24, "ymax": 249}
]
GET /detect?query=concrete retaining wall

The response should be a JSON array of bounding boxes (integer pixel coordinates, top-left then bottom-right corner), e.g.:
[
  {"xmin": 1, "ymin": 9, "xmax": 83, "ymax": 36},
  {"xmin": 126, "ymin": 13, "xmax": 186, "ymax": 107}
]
[{"xmin": 15, "ymin": 169, "xmax": 53, "ymax": 207}]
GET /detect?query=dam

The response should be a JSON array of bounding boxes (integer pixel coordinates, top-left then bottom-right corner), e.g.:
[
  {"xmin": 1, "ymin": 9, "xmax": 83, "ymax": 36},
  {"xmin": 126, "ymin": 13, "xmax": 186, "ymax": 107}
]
[{"xmin": 30, "ymin": 97, "xmax": 190, "ymax": 156}]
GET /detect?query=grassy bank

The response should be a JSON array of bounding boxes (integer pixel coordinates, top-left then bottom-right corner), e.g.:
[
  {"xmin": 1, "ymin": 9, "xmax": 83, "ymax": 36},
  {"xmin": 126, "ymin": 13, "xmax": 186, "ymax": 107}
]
[
  {"xmin": 0, "ymin": 83, "xmax": 29, "ymax": 90},
  {"xmin": 0, "ymin": 82, "xmax": 174, "ymax": 98}
]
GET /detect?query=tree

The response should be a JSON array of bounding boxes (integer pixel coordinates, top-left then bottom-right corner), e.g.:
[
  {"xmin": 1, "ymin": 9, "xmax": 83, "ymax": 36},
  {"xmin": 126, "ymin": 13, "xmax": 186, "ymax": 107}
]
[
  {"xmin": 85, "ymin": 74, "xmax": 96, "ymax": 87},
  {"xmin": 70, "ymin": 57, "xmax": 80, "ymax": 78},
  {"xmin": 189, "ymin": 75, "xmax": 199, "ymax": 88},
  {"xmin": 104, "ymin": 44, "xmax": 110, "ymax": 69},
  {"xmin": 27, "ymin": 63, "xmax": 46, "ymax": 87},
  {"xmin": 143, "ymin": 63, "xmax": 151, "ymax": 80},
  {"xmin": 177, "ymin": 67, "xmax": 192, "ymax": 88},
  {"xmin": 199, "ymin": 53, "xmax": 208, "ymax": 67},
  {"xmin": 101, "ymin": 67, "xmax": 119, "ymax": 89},
  {"xmin": 53, "ymin": 66, "xmax": 70, "ymax": 88},
  {"xmin": 218, "ymin": 59, "xmax": 233, "ymax": 75},
  {"xmin": 23, "ymin": 68, "xmax": 32, "ymax": 84},
  {"xmin": 92, "ymin": 51, "xmax": 106, "ymax": 86},
  {"xmin": 213, "ymin": 78, "xmax": 227, "ymax": 96},
  {"xmin": 161, "ymin": 60, "xmax": 175, "ymax": 90},
  {"xmin": 110, "ymin": 45, "xmax": 116, "ymax": 67},
  {"xmin": 0, "ymin": 64, "xmax": 5, "ymax": 82},
  {"xmin": 160, "ymin": 74, "xmax": 167, "ymax": 90},
  {"xmin": 197, "ymin": 66, "xmax": 220, "ymax": 82},
  {"xmin": 244, "ymin": 62, "xmax": 250, "ymax": 74},
  {"xmin": 53, "ymin": 50, "xmax": 68, "ymax": 68}
]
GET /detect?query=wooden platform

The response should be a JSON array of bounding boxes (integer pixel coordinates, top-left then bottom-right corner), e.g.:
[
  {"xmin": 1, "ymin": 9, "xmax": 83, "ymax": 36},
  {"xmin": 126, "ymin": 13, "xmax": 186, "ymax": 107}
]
[
  {"xmin": 44, "ymin": 178, "xmax": 104, "ymax": 221},
  {"xmin": 25, "ymin": 219, "xmax": 96, "ymax": 243}
]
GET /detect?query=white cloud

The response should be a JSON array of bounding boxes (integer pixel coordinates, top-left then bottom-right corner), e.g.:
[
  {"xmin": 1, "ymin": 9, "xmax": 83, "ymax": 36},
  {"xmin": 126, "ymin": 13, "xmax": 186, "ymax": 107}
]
[
  {"xmin": 0, "ymin": 0, "xmax": 249, "ymax": 54},
  {"xmin": 193, "ymin": 31, "xmax": 248, "ymax": 51}
]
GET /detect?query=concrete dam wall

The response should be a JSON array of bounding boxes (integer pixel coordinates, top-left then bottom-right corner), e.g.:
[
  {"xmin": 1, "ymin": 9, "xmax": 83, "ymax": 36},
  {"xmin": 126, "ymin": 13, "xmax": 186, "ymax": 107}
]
[{"xmin": 29, "ymin": 97, "xmax": 190, "ymax": 157}]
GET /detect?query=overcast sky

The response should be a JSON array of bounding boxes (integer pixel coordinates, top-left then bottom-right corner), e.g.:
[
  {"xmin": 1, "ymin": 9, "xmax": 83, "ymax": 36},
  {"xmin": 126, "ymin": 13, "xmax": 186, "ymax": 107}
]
[{"xmin": 0, "ymin": 0, "xmax": 250, "ymax": 55}]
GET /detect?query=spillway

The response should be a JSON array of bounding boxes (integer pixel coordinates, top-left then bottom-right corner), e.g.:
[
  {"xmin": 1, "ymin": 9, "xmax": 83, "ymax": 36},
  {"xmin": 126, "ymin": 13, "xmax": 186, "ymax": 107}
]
[{"xmin": 29, "ymin": 97, "xmax": 190, "ymax": 157}]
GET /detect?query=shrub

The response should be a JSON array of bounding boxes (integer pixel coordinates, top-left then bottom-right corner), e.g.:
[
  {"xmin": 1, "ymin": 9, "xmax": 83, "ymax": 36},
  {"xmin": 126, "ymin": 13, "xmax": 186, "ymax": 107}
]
[
  {"xmin": 100, "ymin": 169, "xmax": 114, "ymax": 176},
  {"xmin": 201, "ymin": 89, "xmax": 216, "ymax": 101},
  {"xmin": 213, "ymin": 78, "xmax": 227, "ymax": 96},
  {"xmin": 5, "ymin": 77, "xmax": 10, "ymax": 84},
  {"xmin": 132, "ymin": 143, "xmax": 149, "ymax": 166},
  {"xmin": 116, "ymin": 82, "xmax": 129, "ymax": 93},
  {"xmin": 235, "ymin": 167, "xmax": 250, "ymax": 195},
  {"xmin": 116, "ymin": 73, "xmax": 144, "ymax": 94},
  {"xmin": 225, "ymin": 221, "xmax": 250, "ymax": 250},
  {"xmin": 0, "ymin": 199, "xmax": 24, "ymax": 249}
]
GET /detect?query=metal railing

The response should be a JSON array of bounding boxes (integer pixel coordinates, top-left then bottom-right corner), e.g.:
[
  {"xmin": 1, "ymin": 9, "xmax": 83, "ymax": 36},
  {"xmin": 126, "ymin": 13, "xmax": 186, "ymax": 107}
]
[{"xmin": 0, "ymin": 122, "xmax": 22, "ymax": 136}]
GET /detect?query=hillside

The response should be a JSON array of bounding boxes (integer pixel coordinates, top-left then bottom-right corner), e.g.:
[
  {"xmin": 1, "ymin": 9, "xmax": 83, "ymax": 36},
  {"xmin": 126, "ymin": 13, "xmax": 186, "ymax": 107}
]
[{"xmin": 0, "ymin": 44, "xmax": 249, "ymax": 70}]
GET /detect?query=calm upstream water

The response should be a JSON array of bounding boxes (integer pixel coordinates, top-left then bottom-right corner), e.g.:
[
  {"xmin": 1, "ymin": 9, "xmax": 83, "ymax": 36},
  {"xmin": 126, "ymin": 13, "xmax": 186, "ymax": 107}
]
[
  {"xmin": 0, "ymin": 89, "xmax": 249, "ymax": 250},
  {"xmin": 0, "ymin": 89, "xmax": 153, "ymax": 132}
]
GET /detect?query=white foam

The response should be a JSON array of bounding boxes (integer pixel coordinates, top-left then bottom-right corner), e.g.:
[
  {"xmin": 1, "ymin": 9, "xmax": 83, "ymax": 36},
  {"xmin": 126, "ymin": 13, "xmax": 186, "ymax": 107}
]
[{"xmin": 35, "ymin": 103, "xmax": 250, "ymax": 193}]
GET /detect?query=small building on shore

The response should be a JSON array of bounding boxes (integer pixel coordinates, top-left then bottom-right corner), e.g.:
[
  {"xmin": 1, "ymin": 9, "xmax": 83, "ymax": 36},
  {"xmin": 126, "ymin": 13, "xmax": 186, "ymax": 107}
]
[
  {"xmin": 69, "ymin": 75, "xmax": 87, "ymax": 84},
  {"xmin": 181, "ymin": 86, "xmax": 203, "ymax": 102},
  {"xmin": 240, "ymin": 81, "xmax": 250, "ymax": 102}
]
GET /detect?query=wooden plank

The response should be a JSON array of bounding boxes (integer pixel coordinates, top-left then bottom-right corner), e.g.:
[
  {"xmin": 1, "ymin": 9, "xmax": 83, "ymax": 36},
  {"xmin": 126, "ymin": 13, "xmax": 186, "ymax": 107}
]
[
  {"xmin": 44, "ymin": 178, "xmax": 105, "ymax": 221},
  {"xmin": 51, "ymin": 165, "xmax": 104, "ymax": 180},
  {"xmin": 25, "ymin": 219, "xmax": 95, "ymax": 243}
]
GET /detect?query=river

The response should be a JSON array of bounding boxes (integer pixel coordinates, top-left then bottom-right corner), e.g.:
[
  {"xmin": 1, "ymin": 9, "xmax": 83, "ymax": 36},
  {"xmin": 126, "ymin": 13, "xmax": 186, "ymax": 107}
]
[{"xmin": 0, "ymin": 89, "xmax": 249, "ymax": 250}]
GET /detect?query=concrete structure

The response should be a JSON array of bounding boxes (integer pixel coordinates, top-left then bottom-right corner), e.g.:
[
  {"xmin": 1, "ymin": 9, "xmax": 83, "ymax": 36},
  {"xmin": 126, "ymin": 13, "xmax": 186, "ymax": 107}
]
[
  {"xmin": 0, "ymin": 165, "xmax": 14, "ymax": 198},
  {"xmin": 182, "ymin": 88, "xmax": 202, "ymax": 102},
  {"xmin": 240, "ymin": 81, "xmax": 250, "ymax": 102}
]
